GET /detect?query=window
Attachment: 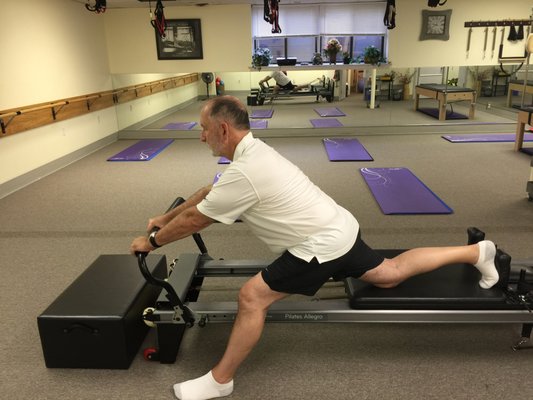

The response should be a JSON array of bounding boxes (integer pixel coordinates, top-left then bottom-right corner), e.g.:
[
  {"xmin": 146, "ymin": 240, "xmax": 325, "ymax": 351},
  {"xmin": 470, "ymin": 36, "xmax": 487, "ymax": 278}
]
[
  {"xmin": 352, "ymin": 36, "xmax": 385, "ymax": 61},
  {"xmin": 287, "ymin": 36, "xmax": 317, "ymax": 63},
  {"xmin": 255, "ymin": 38, "xmax": 285, "ymax": 60}
]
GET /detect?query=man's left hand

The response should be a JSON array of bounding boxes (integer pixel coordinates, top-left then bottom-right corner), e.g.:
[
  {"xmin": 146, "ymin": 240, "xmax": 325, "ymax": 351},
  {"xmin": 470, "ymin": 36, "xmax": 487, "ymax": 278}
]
[{"xmin": 130, "ymin": 236, "xmax": 154, "ymax": 254}]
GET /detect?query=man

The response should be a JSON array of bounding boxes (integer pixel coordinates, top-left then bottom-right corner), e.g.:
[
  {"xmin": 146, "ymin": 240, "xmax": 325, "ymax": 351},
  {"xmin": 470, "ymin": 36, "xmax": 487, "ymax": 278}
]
[
  {"xmin": 130, "ymin": 96, "xmax": 499, "ymax": 400},
  {"xmin": 258, "ymin": 70, "xmax": 307, "ymax": 94}
]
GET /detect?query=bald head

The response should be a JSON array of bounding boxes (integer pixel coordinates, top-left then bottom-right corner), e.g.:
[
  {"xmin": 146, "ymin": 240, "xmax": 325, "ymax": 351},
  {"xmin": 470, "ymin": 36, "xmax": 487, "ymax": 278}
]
[{"xmin": 203, "ymin": 96, "xmax": 250, "ymax": 132}]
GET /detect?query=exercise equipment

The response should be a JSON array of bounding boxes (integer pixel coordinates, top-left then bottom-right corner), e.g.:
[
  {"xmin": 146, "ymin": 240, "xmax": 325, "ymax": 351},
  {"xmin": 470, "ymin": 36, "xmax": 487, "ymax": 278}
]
[
  {"xmin": 310, "ymin": 118, "xmax": 343, "ymax": 128},
  {"xmin": 314, "ymin": 107, "xmax": 346, "ymax": 117},
  {"xmin": 107, "ymin": 139, "xmax": 173, "ymax": 162},
  {"xmin": 136, "ymin": 198, "xmax": 533, "ymax": 364},
  {"xmin": 255, "ymin": 77, "xmax": 334, "ymax": 105},
  {"xmin": 442, "ymin": 133, "xmax": 533, "ymax": 143},
  {"xmin": 38, "ymin": 254, "xmax": 166, "ymax": 368},
  {"xmin": 360, "ymin": 167, "xmax": 453, "ymax": 215},
  {"xmin": 250, "ymin": 120, "xmax": 268, "ymax": 129},
  {"xmin": 250, "ymin": 109, "xmax": 274, "ymax": 119},
  {"xmin": 414, "ymin": 84, "xmax": 476, "ymax": 121},
  {"xmin": 163, "ymin": 122, "xmax": 197, "ymax": 130},
  {"xmin": 322, "ymin": 138, "xmax": 373, "ymax": 162}
]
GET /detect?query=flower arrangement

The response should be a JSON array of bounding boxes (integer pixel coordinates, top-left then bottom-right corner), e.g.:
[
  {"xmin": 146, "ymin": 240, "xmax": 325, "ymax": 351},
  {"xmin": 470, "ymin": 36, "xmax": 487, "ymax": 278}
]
[
  {"xmin": 311, "ymin": 52, "xmax": 323, "ymax": 65},
  {"xmin": 324, "ymin": 38, "xmax": 342, "ymax": 56},
  {"xmin": 362, "ymin": 45, "xmax": 382, "ymax": 65}
]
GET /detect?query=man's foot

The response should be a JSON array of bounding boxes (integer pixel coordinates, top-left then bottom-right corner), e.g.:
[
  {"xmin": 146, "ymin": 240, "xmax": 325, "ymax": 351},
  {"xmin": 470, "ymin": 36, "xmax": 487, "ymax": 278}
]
[
  {"xmin": 173, "ymin": 371, "xmax": 233, "ymax": 400},
  {"xmin": 474, "ymin": 240, "xmax": 499, "ymax": 289}
]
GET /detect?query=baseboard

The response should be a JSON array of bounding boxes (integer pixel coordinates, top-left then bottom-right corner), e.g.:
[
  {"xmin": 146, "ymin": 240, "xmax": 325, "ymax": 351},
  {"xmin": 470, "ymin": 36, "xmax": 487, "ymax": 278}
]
[{"xmin": 0, "ymin": 133, "xmax": 117, "ymax": 199}]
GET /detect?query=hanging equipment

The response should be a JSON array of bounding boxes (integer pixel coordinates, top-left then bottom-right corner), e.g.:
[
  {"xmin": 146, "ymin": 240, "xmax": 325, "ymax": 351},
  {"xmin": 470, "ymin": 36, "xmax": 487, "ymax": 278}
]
[
  {"xmin": 269, "ymin": 0, "xmax": 282, "ymax": 34},
  {"xmin": 85, "ymin": 0, "xmax": 106, "ymax": 14},
  {"xmin": 383, "ymin": 0, "xmax": 396, "ymax": 30},
  {"xmin": 150, "ymin": 0, "xmax": 167, "ymax": 39}
]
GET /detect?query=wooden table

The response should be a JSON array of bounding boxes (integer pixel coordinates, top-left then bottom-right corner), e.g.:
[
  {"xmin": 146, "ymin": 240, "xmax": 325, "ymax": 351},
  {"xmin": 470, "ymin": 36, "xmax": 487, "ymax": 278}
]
[
  {"xmin": 515, "ymin": 107, "xmax": 533, "ymax": 151},
  {"xmin": 507, "ymin": 80, "xmax": 533, "ymax": 108},
  {"xmin": 415, "ymin": 84, "xmax": 477, "ymax": 121}
]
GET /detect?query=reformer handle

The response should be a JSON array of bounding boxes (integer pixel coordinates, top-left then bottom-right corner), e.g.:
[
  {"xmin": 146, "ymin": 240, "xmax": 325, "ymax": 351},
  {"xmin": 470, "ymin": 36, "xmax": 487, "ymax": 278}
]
[{"xmin": 135, "ymin": 196, "xmax": 199, "ymax": 327}]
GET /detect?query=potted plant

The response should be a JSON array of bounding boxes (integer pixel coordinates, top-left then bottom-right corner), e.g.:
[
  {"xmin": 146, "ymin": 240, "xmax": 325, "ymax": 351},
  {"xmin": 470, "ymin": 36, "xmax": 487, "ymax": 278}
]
[
  {"xmin": 311, "ymin": 52, "xmax": 323, "ymax": 65},
  {"xmin": 324, "ymin": 38, "xmax": 342, "ymax": 64},
  {"xmin": 397, "ymin": 69, "xmax": 416, "ymax": 100},
  {"xmin": 252, "ymin": 48, "xmax": 272, "ymax": 70},
  {"xmin": 362, "ymin": 45, "xmax": 382, "ymax": 65},
  {"xmin": 342, "ymin": 51, "xmax": 352, "ymax": 65}
]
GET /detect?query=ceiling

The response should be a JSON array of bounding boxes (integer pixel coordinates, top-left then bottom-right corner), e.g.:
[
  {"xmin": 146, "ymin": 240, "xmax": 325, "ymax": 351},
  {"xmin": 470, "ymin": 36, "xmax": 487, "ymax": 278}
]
[{"xmin": 76, "ymin": 0, "xmax": 382, "ymax": 8}]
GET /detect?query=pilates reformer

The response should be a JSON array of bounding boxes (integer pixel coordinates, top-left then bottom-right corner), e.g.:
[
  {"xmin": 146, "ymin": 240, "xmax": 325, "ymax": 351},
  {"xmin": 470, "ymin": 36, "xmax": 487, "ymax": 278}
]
[
  {"xmin": 414, "ymin": 84, "xmax": 477, "ymax": 121},
  {"xmin": 254, "ymin": 76, "xmax": 334, "ymax": 105},
  {"xmin": 137, "ymin": 197, "xmax": 533, "ymax": 364}
]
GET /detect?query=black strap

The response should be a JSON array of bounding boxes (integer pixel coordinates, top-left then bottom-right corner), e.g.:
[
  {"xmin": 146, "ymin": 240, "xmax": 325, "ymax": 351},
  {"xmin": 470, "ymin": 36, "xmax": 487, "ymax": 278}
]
[{"xmin": 85, "ymin": 0, "xmax": 106, "ymax": 14}]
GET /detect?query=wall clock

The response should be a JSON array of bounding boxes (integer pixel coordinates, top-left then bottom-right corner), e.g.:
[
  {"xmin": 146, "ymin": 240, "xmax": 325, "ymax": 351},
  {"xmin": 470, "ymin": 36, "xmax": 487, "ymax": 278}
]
[{"xmin": 420, "ymin": 9, "xmax": 452, "ymax": 41}]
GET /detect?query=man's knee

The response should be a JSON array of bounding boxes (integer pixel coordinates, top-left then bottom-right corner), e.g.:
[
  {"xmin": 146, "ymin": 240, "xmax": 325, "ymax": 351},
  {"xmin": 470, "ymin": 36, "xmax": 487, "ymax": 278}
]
[
  {"xmin": 238, "ymin": 275, "xmax": 273, "ymax": 311},
  {"xmin": 360, "ymin": 258, "xmax": 403, "ymax": 288}
]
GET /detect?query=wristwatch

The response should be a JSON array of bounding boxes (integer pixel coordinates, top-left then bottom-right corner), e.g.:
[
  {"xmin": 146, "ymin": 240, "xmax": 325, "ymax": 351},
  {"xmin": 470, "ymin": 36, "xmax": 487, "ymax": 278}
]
[{"xmin": 148, "ymin": 230, "xmax": 161, "ymax": 248}]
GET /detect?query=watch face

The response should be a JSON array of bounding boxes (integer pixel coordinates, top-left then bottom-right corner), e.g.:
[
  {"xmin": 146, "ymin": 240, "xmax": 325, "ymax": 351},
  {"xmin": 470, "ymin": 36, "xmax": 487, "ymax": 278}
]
[{"xmin": 427, "ymin": 15, "xmax": 446, "ymax": 35}]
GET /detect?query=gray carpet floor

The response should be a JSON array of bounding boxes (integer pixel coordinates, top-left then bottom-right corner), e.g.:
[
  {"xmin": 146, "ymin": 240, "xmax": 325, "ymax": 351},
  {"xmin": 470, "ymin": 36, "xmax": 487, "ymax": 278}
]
[{"xmin": 1, "ymin": 93, "xmax": 532, "ymax": 400}]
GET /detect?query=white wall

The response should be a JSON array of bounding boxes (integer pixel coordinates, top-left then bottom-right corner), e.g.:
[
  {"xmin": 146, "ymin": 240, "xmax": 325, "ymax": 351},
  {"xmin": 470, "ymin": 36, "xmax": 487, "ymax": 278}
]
[
  {"xmin": 389, "ymin": 0, "xmax": 531, "ymax": 67},
  {"xmin": 0, "ymin": 0, "xmax": 116, "ymax": 186},
  {"xmin": 104, "ymin": 5, "xmax": 252, "ymax": 73}
]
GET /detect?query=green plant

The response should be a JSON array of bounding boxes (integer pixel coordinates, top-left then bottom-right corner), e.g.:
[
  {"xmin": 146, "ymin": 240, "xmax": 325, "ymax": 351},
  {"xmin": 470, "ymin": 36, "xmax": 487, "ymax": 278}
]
[
  {"xmin": 252, "ymin": 48, "xmax": 272, "ymax": 69},
  {"xmin": 342, "ymin": 51, "xmax": 352, "ymax": 63},
  {"xmin": 397, "ymin": 69, "xmax": 416, "ymax": 84},
  {"xmin": 362, "ymin": 46, "xmax": 383, "ymax": 65},
  {"xmin": 311, "ymin": 52, "xmax": 323, "ymax": 65}
]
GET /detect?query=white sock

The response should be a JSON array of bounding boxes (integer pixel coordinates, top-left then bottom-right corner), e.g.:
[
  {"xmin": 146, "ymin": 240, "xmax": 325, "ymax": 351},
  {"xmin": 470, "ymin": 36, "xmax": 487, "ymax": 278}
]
[
  {"xmin": 173, "ymin": 371, "xmax": 233, "ymax": 400},
  {"xmin": 474, "ymin": 240, "xmax": 498, "ymax": 289}
]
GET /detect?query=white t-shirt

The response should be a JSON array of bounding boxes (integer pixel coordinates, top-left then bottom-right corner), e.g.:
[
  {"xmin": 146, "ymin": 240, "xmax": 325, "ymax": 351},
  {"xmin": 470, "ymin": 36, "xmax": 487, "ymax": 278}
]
[
  {"xmin": 197, "ymin": 133, "xmax": 359, "ymax": 263},
  {"xmin": 271, "ymin": 71, "xmax": 291, "ymax": 86}
]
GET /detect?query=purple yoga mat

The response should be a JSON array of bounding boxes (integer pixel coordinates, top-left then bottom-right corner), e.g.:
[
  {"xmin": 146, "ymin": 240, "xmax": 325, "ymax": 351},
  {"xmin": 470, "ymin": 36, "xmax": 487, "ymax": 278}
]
[
  {"xmin": 250, "ymin": 119, "xmax": 268, "ymax": 129},
  {"xmin": 163, "ymin": 122, "xmax": 197, "ymax": 130},
  {"xmin": 520, "ymin": 147, "xmax": 533, "ymax": 155},
  {"xmin": 107, "ymin": 139, "xmax": 173, "ymax": 161},
  {"xmin": 314, "ymin": 107, "xmax": 346, "ymax": 117},
  {"xmin": 213, "ymin": 172, "xmax": 223, "ymax": 184},
  {"xmin": 310, "ymin": 118, "xmax": 343, "ymax": 128},
  {"xmin": 418, "ymin": 108, "xmax": 467, "ymax": 120},
  {"xmin": 442, "ymin": 133, "xmax": 533, "ymax": 143},
  {"xmin": 250, "ymin": 109, "xmax": 274, "ymax": 119},
  {"xmin": 360, "ymin": 167, "xmax": 453, "ymax": 215},
  {"xmin": 323, "ymin": 138, "xmax": 373, "ymax": 161}
]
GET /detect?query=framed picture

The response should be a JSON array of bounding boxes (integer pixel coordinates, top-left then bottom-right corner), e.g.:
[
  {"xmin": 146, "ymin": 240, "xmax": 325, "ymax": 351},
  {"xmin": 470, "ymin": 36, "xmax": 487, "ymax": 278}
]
[
  {"xmin": 419, "ymin": 9, "xmax": 452, "ymax": 41},
  {"xmin": 155, "ymin": 19, "xmax": 203, "ymax": 60}
]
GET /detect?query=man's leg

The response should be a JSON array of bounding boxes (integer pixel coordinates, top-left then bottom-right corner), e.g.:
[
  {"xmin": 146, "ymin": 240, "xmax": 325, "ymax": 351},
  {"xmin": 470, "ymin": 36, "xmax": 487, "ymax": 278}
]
[
  {"xmin": 359, "ymin": 241, "xmax": 498, "ymax": 289},
  {"xmin": 173, "ymin": 273, "xmax": 289, "ymax": 400}
]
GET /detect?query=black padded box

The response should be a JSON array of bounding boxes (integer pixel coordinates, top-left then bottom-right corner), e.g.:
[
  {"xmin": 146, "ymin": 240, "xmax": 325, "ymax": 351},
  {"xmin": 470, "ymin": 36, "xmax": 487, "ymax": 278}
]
[{"xmin": 38, "ymin": 254, "xmax": 166, "ymax": 369}]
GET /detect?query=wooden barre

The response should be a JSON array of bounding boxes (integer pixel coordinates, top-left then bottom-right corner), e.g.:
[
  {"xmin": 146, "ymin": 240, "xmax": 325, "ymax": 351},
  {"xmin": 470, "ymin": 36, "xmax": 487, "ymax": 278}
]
[{"xmin": 0, "ymin": 73, "xmax": 198, "ymax": 136}]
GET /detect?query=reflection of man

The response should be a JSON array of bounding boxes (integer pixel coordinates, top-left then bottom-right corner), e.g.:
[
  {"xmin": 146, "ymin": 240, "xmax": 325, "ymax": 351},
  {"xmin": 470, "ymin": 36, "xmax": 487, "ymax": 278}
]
[{"xmin": 258, "ymin": 71, "xmax": 307, "ymax": 94}]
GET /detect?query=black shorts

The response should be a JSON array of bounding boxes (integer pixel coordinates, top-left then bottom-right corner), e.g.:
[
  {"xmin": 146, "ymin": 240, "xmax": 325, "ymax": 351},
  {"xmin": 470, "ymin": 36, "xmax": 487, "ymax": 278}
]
[
  {"xmin": 278, "ymin": 82, "xmax": 295, "ymax": 90},
  {"xmin": 261, "ymin": 230, "xmax": 384, "ymax": 296}
]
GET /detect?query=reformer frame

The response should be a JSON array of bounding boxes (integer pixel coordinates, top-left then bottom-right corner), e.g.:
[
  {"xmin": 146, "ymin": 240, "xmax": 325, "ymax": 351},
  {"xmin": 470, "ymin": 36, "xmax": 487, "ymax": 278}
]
[{"xmin": 137, "ymin": 199, "xmax": 533, "ymax": 364}]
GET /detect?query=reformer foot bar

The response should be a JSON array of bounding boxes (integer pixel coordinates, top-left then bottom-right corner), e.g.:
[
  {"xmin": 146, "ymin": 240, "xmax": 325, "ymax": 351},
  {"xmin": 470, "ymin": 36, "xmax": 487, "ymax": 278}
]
[{"xmin": 137, "ymin": 200, "xmax": 533, "ymax": 364}]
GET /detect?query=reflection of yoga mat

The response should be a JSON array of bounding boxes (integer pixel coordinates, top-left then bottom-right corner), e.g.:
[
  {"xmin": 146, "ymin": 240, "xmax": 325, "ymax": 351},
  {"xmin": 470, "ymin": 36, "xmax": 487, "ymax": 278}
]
[
  {"xmin": 418, "ymin": 108, "xmax": 468, "ymax": 120},
  {"xmin": 213, "ymin": 172, "xmax": 223, "ymax": 184},
  {"xmin": 360, "ymin": 167, "xmax": 453, "ymax": 215},
  {"xmin": 250, "ymin": 120, "xmax": 268, "ymax": 129},
  {"xmin": 107, "ymin": 139, "xmax": 173, "ymax": 162},
  {"xmin": 310, "ymin": 118, "xmax": 343, "ymax": 128},
  {"xmin": 521, "ymin": 147, "xmax": 533, "ymax": 155},
  {"xmin": 218, "ymin": 157, "xmax": 230, "ymax": 164},
  {"xmin": 442, "ymin": 133, "xmax": 533, "ymax": 143},
  {"xmin": 323, "ymin": 138, "xmax": 373, "ymax": 161},
  {"xmin": 163, "ymin": 122, "xmax": 197, "ymax": 130},
  {"xmin": 250, "ymin": 109, "xmax": 274, "ymax": 119},
  {"xmin": 314, "ymin": 107, "xmax": 346, "ymax": 117}
]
